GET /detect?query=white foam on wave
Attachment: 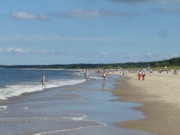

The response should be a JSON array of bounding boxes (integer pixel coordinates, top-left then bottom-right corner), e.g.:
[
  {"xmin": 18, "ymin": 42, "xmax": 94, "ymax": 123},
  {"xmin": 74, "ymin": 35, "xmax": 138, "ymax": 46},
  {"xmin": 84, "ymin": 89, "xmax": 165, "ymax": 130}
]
[
  {"xmin": 34, "ymin": 127, "xmax": 93, "ymax": 135},
  {"xmin": 47, "ymin": 79, "xmax": 85, "ymax": 89},
  {"xmin": 0, "ymin": 106, "xmax": 7, "ymax": 110},
  {"xmin": 74, "ymin": 71, "xmax": 103, "ymax": 80},
  {"xmin": 89, "ymin": 76, "xmax": 103, "ymax": 80},
  {"xmin": 33, "ymin": 120, "xmax": 106, "ymax": 135},
  {"xmin": 33, "ymin": 114, "xmax": 107, "ymax": 135},
  {"xmin": 73, "ymin": 71, "xmax": 84, "ymax": 77},
  {"xmin": 62, "ymin": 115, "xmax": 87, "ymax": 121},
  {"xmin": 0, "ymin": 79, "xmax": 85, "ymax": 100}
]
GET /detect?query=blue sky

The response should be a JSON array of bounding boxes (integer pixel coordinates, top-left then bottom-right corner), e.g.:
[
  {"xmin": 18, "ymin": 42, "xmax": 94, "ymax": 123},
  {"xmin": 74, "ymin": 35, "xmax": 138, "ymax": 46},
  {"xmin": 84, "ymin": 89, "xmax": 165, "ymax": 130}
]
[{"xmin": 0, "ymin": 0, "xmax": 180, "ymax": 65}]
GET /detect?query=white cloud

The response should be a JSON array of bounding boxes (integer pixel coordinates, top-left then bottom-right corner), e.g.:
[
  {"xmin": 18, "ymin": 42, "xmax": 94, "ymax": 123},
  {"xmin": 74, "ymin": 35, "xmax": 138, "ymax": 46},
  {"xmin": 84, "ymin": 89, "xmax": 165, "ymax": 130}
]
[
  {"xmin": 146, "ymin": 53, "xmax": 153, "ymax": 56},
  {"xmin": 0, "ymin": 48, "xmax": 55, "ymax": 56},
  {"xmin": 11, "ymin": 11, "xmax": 36, "ymax": 20},
  {"xmin": 11, "ymin": 11, "xmax": 50, "ymax": 21},
  {"xmin": 7, "ymin": 48, "xmax": 30, "ymax": 54},
  {"xmin": 11, "ymin": 9, "xmax": 138, "ymax": 20},
  {"xmin": 170, "ymin": 53, "xmax": 179, "ymax": 57},
  {"xmin": 52, "ymin": 9, "xmax": 138, "ymax": 18}
]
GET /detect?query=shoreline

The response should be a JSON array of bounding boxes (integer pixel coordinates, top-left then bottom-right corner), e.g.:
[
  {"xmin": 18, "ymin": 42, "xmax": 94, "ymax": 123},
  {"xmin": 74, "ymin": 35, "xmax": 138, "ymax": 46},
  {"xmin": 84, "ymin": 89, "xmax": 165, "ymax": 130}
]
[
  {"xmin": 1, "ymin": 68, "xmax": 179, "ymax": 134},
  {"xmin": 112, "ymin": 72, "xmax": 180, "ymax": 135},
  {"xmin": 0, "ymin": 74, "xmax": 153, "ymax": 135}
]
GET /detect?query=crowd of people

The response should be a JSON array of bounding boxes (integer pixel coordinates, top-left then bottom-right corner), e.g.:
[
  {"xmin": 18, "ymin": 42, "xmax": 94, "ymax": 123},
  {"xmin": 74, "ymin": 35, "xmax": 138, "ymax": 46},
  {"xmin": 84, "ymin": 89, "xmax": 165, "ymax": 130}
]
[
  {"xmin": 83, "ymin": 69, "xmax": 147, "ymax": 81},
  {"xmin": 41, "ymin": 68, "xmax": 178, "ymax": 89},
  {"xmin": 84, "ymin": 69, "xmax": 107, "ymax": 81}
]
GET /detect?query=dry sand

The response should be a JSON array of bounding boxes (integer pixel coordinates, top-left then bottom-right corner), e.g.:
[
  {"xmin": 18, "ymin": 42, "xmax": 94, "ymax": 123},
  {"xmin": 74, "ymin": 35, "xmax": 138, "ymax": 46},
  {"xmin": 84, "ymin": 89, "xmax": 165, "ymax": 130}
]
[{"xmin": 111, "ymin": 71, "xmax": 180, "ymax": 135}]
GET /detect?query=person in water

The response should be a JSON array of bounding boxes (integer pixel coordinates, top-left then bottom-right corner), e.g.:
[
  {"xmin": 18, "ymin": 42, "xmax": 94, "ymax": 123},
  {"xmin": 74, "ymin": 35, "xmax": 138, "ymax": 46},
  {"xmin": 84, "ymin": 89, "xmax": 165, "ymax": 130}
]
[
  {"xmin": 84, "ymin": 70, "xmax": 89, "ymax": 81},
  {"xmin": 102, "ymin": 71, "xmax": 107, "ymax": 80},
  {"xmin": 42, "ymin": 74, "xmax": 46, "ymax": 88}
]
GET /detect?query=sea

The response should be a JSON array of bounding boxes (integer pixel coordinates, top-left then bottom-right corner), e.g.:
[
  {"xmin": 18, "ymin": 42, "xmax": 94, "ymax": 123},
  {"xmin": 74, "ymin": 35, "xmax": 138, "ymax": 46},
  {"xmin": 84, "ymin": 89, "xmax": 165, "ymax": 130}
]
[
  {"xmin": 0, "ymin": 68, "xmax": 86, "ymax": 101},
  {"xmin": 0, "ymin": 68, "xmax": 156, "ymax": 135}
]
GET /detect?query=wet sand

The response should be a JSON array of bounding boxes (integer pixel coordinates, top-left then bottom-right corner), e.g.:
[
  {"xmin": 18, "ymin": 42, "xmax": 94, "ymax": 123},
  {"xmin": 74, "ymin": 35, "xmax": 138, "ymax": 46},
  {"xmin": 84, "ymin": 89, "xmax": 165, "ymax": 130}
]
[{"xmin": 112, "ymin": 72, "xmax": 180, "ymax": 135}]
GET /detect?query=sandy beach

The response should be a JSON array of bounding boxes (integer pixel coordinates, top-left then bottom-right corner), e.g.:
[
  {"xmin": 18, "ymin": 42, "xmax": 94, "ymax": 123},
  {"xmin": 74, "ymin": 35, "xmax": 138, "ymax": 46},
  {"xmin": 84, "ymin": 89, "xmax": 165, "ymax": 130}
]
[{"xmin": 111, "ymin": 71, "xmax": 180, "ymax": 135}]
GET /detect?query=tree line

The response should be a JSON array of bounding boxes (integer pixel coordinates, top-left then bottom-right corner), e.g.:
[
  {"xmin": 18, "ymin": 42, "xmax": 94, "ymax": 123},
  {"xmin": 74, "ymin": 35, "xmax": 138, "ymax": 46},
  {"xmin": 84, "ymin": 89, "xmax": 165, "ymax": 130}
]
[{"xmin": 1, "ymin": 57, "xmax": 180, "ymax": 69}]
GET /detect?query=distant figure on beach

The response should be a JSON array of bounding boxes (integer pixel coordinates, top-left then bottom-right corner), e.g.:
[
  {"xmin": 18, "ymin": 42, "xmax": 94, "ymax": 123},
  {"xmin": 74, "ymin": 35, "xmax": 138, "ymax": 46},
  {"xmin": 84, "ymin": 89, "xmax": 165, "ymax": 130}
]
[
  {"xmin": 102, "ymin": 71, "xmax": 107, "ymax": 80},
  {"xmin": 138, "ymin": 71, "xmax": 141, "ymax": 81},
  {"xmin": 142, "ymin": 71, "xmax": 146, "ymax": 81},
  {"xmin": 84, "ymin": 70, "xmax": 89, "ymax": 81},
  {"xmin": 42, "ymin": 74, "xmax": 46, "ymax": 88},
  {"xmin": 173, "ymin": 70, "xmax": 177, "ymax": 75}
]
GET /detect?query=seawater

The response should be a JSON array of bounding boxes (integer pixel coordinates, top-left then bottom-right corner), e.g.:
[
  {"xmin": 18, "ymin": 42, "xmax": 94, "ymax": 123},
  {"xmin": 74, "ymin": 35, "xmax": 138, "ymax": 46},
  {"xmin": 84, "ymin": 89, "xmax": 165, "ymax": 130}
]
[{"xmin": 0, "ymin": 69, "xmax": 95, "ymax": 100}]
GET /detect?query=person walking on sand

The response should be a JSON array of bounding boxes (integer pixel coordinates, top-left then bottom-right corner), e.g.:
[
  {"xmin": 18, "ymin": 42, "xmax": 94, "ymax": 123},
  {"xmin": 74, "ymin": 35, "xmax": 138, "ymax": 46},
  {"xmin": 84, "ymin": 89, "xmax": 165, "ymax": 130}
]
[
  {"xmin": 42, "ymin": 74, "xmax": 46, "ymax": 88},
  {"xmin": 138, "ymin": 71, "xmax": 141, "ymax": 81},
  {"xmin": 142, "ymin": 71, "xmax": 146, "ymax": 81}
]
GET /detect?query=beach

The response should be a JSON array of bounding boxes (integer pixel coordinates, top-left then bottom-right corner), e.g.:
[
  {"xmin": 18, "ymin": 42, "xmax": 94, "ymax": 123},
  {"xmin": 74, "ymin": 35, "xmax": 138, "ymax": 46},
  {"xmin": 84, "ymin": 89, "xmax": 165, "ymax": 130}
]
[
  {"xmin": 111, "ymin": 71, "xmax": 180, "ymax": 135},
  {"xmin": 0, "ymin": 69, "xmax": 156, "ymax": 135},
  {"xmin": 1, "ymin": 68, "xmax": 180, "ymax": 135}
]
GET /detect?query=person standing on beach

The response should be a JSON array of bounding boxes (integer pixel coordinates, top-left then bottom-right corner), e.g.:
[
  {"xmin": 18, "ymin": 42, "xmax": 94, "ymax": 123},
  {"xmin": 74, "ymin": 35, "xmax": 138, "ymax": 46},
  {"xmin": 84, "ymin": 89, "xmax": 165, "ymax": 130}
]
[
  {"xmin": 42, "ymin": 74, "xmax": 46, "ymax": 88},
  {"xmin": 142, "ymin": 71, "xmax": 146, "ymax": 81},
  {"xmin": 138, "ymin": 71, "xmax": 141, "ymax": 81}
]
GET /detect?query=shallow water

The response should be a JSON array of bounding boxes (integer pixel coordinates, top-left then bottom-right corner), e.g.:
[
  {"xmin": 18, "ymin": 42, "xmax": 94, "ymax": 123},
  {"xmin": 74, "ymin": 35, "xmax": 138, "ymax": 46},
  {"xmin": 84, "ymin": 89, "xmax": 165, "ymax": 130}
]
[{"xmin": 0, "ymin": 70, "xmax": 156, "ymax": 135}]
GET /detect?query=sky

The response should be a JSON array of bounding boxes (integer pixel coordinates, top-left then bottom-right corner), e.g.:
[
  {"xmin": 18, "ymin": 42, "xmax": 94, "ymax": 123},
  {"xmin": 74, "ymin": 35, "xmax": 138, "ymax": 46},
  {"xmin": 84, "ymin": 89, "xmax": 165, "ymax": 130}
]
[{"xmin": 0, "ymin": 0, "xmax": 180, "ymax": 65}]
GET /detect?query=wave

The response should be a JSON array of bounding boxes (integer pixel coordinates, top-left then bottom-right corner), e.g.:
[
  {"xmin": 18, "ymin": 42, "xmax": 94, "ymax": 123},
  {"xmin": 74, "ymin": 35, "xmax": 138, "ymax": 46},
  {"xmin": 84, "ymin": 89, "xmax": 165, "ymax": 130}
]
[
  {"xmin": 0, "ymin": 106, "xmax": 7, "ymax": 111},
  {"xmin": 62, "ymin": 115, "xmax": 87, "ymax": 121},
  {"xmin": 89, "ymin": 76, "xmax": 103, "ymax": 80},
  {"xmin": 33, "ymin": 120, "xmax": 106, "ymax": 135},
  {"xmin": 74, "ymin": 71, "xmax": 103, "ymax": 80},
  {"xmin": 0, "ymin": 79, "xmax": 85, "ymax": 100},
  {"xmin": 34, "ymin": 126, "xmax": 95, "ymax": 135}
]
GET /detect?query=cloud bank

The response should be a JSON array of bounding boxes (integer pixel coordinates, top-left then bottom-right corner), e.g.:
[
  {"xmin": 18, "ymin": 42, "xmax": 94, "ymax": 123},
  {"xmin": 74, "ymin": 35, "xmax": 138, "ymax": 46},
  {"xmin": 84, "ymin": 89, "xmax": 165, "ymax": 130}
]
[
  {"xmin": 0, "ymin": 48, "xmax": 178, "ymax": 63},
  {"xmin": 10, "ymin": 9, "xmax": 138, "ymax": 21},
  {"xmin": 52, "ymin": 9, "xmax": 138, "ymax": 18},
  {"xmin": 11, "ymin": 11, "xmax": 50, "ymax": 21},
  {"xmin": 0, "ymin": 48, "xmax": 54, "ymax": 56}
]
